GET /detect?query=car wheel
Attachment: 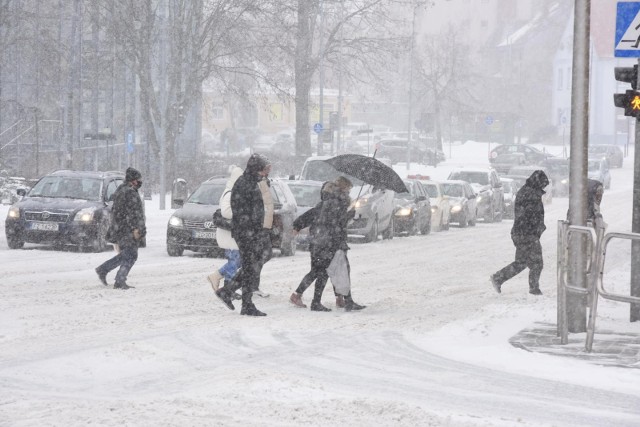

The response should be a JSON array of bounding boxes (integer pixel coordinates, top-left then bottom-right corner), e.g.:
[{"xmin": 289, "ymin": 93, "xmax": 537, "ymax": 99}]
[
  {"xmin": 364, "ymin": 217, "xmax": 379, "ymax": 243},
  {"xmin": 280, "ymin": 234, "xmax": 296, "ymax": 256},
  {"xmin": 382, "ymin": 217, "xmax": 394, "ymax": 240},
  {"xmin": 92, "ymin": 220, "xmax": 109, "ymax": 252},
  {"xmin": 7, "ymin": 234, "xmax": 24, "ymax": 249},
  {"xmin": 420, "ymin": 215, "xmax": 431, "ymax": 235},
  {"xmin": 167, "ymin": 243, "xmax": 184, "ymax": 257},
  {"xmin": 459, "ymin": 211, "xmax": 468, "ymax": 228}
]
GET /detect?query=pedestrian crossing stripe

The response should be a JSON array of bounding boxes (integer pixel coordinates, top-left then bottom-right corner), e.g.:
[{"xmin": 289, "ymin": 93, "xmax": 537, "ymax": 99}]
[{"xmin": 615, "ymin": 2, "xmax": 640, "ymax": 57}]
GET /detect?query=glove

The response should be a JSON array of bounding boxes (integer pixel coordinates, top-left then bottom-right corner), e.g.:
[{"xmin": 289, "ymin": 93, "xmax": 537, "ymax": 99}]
[{"xmin": 133, "ymin": 229, "xmax": 141, "ymax": 240}]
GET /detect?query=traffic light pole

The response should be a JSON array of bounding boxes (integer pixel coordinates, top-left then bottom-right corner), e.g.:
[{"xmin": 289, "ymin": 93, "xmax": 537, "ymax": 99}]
[{"xmin": 631, "ymin": 57, "xmax": 640, "ymax": 322}]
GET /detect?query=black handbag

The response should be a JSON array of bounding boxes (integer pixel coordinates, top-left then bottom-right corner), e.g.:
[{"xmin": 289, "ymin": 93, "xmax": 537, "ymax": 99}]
[{"xmin": 213, "ymin": 208, "xmax": 232, "ymax": 230}]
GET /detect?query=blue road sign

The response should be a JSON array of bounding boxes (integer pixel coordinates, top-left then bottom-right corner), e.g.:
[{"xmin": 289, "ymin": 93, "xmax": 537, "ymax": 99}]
[
  {"xmin": 126, "ymin": 132, "xmax": 134, "ymax": 153},
  {"xmin": 313, "ymin": 123, "xmax": 323, "ymax": 134},
  {"xmin": 615, "ymin": 2, "xmax": 640, "ymax": 57},
  {"xmin": 484, "ymin": 116, "xmax": 494, "ymax": 126}
]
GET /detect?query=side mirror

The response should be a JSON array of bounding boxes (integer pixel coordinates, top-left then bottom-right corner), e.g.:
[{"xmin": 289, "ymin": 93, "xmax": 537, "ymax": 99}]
[
  {"xmin": 415, "ymin": 195, "xmax": 426, "ymax": 202},
  {"xmin": 17, "ymin": 188, "xmax": 26, "ymax": 196},
  {"xmin": 468, "ymin": 193, "xmax": 477, "ymax": 199},
  {"xmin": 172, "ymin": 199, "xmax": 184, "ymax": 208}
]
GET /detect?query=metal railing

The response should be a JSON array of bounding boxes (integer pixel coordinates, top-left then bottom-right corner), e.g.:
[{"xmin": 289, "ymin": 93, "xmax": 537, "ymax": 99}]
[
  {"xmin": 586, "ymin": 231, "xmax": 640, "ymax": 352},
  {"xmin": 558, "ymin": 220, "xmax": 640, "ymax": 352}
]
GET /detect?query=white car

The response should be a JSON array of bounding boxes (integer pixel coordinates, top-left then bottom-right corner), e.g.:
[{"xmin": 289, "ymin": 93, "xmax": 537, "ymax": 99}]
[{"xmin": 421, "ymin": 180, "xmax": 450, "ymax": 232}]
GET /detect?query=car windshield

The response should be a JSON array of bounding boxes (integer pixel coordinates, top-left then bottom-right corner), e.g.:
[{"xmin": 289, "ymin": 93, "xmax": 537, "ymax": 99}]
[
  {"xmin": 301, "ymin": 160, "xmax": 364, "ymax": 186},
  {"xmin": 424, "ymin": 184, "xmax": 438, "ymax": 198},
  {"xmin": 588, "ymin": 146, "xmax": 607, "ymax": 154},
  {"xmin": 289, "ymin": 183, "xmax": 322, "ymax": 207},
  {"xmin": 440, "ymin": 183, "xmax": 463, "ymax": 197},
  {"xmin": 448, "ymin": 171, "xmax": 488, "ymax": 186},
  {"xmin": 187, "ymin": 183, "xmax": 225, "ymax": 205},
  {"xmin": 394, "ymin": 182, "xmax": 415, "ymax": 200},
  {"xmin": 587, "ymin": 160, "xmax": 601, "ymax": 172},
  {"xmin": 545, "ymin": 163, "xmax": 569, "ymax": 175},
  {"xmin": 29, "ymin": 176, "xmax": 102, "ymax": 201}
]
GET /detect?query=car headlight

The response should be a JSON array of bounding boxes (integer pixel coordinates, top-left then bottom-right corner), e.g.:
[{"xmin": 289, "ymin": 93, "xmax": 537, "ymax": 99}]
[
  {"xmin": 451, "ymin": 205, "xmax": 462, "ymax": 213},
  {"xmin": 476, "ymin": 195, "xmax": 482, "ymax": 203},
  {"xmin": 395, "ymin": 207, "xmax": 412, "ymax": 216},
  {"xmin": 431, "ymin": 206, "xmax": 437, "ymax": 214},
  {"xmin": 74, "ymin": 208, "xmax": 96, "ymax": 222},
  {"xmin": 169, "ymin": 215, "xmax": 183, "ymax": 227},
  {"xmin": 561, "ymin": 179, "xmax": 568, "ymax": 185},
  {"xmin": 7, "ymin": 206, "xmax": 20, "ymax": 219},
  {"xmin": 353, "ymin": 197, "xmax": 369, "ymax": 209}
]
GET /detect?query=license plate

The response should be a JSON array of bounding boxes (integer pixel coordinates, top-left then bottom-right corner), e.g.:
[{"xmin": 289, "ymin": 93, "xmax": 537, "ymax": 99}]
[
  {"xmin": 30, "ymin": 222, "xmax": 59, "ymax": 231},
  {"xmin": 193, "ymin": 230, "xmax": 215, "ymax": 239}
]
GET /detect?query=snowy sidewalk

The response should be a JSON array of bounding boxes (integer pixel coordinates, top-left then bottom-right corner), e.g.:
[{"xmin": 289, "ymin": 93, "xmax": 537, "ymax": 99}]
[{"xmin": 510, "ymin": 322, "xmax": 640, "ymax": 369}]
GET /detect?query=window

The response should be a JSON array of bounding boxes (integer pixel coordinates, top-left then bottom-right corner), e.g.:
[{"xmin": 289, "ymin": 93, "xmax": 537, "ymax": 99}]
[{"xmin": 211, "ymin": 103, "xmax": 224, "ymax": 120}]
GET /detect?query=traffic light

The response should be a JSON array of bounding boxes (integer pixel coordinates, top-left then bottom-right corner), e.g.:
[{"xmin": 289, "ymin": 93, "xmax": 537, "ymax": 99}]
[
  {"xmin": 613, "ymin": 89, "xmax": 640, "ymax": 118},
  {"xmin": 615, "ymin": 65, "xmax": 638, "ymax": 89},
  {"xmin": 614, "ymin": 65, "xmax": 640, "ymax": 118}
]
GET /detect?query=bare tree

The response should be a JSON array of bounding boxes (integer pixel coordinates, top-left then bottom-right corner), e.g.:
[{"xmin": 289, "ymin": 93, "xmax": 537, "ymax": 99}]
[{"xmin": 413, "ymin": 25, "xmax": 475, "ymax": 149}]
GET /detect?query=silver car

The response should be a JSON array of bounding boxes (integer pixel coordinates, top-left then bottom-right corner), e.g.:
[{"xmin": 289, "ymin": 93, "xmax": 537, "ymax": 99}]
[{"xmin": 299, "ymin": 156, "xmax": 396, "ymax": 242}]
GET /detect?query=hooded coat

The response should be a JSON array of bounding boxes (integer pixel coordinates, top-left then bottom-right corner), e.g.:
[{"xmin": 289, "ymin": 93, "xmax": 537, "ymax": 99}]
[
  {"xmin": 230, "ymin": 154, "xmax": 268, "ymax": 245},
  {"xmin": 216, "ymin": 166, "xmax": 243, "ymax": 250},
  {"xmin": 511, "ymin": 170, "xmax": 548, "ymax": 246}
]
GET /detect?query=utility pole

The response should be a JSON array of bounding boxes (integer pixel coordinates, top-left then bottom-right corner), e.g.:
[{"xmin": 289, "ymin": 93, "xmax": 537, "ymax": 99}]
[
  {"xmin": 566, "ymin": 0, "xmax": 591, "ymax": 333},
  {"xmin": 406, "ymin": 3, "xmax": 417, "ymax": 169}
]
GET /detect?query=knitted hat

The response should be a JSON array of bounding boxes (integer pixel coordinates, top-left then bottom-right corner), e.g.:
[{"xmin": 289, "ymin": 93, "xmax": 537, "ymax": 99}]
[{"xmin": 125, "ymin": 167, "xmax": 142, "ymax": 182}]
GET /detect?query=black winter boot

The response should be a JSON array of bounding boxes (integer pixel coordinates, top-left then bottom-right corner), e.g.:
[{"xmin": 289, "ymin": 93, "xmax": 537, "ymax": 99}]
[
  {"xmin": 215, "ymin": 288, "xmax": 235, "ymax": 310},
  {"xmin": 310, "ymin": 301, "xmax": 331, "ymax": 312},
  {"xmin": 344, "ymin": 293, "xmax": 366, "ymax": 312},
  {"xmin": 240, "ymin": 302, "xmax": 267, "ymax": 316}
]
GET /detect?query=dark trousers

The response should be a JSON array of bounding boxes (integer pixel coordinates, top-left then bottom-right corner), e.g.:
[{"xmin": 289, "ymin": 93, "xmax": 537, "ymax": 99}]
[
  {"xmin": 229, "ymin": 232, "xmax": 271, "ymax": 305},
  {"xmin": 296, "ymin": 243, "xmax": 332, "ymax": 303},
  {"xmin": 97, "ymin": 244, "xmax": 138, "ymax": 286},
  {"xmin": 493, "ymin": 240, "xmax": 543, "ymax": 290}
]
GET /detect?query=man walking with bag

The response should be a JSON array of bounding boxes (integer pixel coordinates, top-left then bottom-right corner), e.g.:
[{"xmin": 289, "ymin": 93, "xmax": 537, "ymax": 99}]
[{"xmin": 95, "ymin": 167, "xmax": 146, "ymax": 290}]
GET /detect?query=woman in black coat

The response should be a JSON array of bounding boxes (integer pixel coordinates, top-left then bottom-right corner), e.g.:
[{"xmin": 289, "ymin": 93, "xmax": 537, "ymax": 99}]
[{"xmin": 491, "ymin": 170, "xmax": 549, "ymax": 295}]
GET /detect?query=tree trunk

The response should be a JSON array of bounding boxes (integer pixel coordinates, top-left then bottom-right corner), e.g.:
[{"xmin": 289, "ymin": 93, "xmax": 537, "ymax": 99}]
[{"xmin": 294, "ymin": 0, "xmax": 313, "ymax": 159}]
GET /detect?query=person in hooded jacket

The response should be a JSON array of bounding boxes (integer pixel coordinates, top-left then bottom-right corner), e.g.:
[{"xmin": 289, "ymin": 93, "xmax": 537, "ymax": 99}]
[
  {"xmin": 207, "ymin": 166, "xmax": 243, "ymax": 292},
  {"xmin": 490, "ymin": 170, "xmax": 549, "ymax": 296},
  {"xmin": 95, "ymin": 167, "xmax": 146, "ymax": 290},
  {"xmin": 215, "ymin": 154, "xmax": 272, "ymax": 316}
]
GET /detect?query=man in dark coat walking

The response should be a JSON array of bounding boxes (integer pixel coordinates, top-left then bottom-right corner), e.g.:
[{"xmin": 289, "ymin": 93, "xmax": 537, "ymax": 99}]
[
  {"xmin": 95, "ymin": 167, "xmax": 146, "ymax": 290},
  {"xmin": 491, "ymin": 170, "xmax": 549, "ymax": 295},
  {"xmin": 215, "ymin": 153, "xmax": 272, "ymax": 316}
]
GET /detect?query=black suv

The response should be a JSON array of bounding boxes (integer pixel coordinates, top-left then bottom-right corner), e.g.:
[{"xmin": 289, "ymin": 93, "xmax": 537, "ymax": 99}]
[
  {"xmin": 5, "ymin": 170, "xmax": 125, "ymax": 251},
  {"xmin": 166, "ymin": 177, "xmax": 298, "ymax": 257}
]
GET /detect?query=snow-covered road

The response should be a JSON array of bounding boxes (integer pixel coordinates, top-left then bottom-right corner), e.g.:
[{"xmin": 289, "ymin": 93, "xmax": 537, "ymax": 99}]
[{"xmin": 1, "ymin": 142, "xmax": 639, "ymax": 426}]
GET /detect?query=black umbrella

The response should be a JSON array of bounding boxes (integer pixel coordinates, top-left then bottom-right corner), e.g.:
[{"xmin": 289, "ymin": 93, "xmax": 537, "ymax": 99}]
[{"xmin": 323, "ymin": 154, "xmax": 408, "ymax": 194}]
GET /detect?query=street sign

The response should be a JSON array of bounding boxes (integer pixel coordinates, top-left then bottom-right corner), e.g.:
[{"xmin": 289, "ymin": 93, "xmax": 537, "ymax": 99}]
[
  {"xmin": 615, "ymin": 2, "xmax": 640, "ymax": 57},
  {"xmin": 484, "ymin": 116, "xmax": 494, "ymax": 126},
  {"xmin": 126, "ymin": 132, "xmax": 134, "ymax": 153},
  {"xmin": 313, "ymin": 123, "xmax": 323, "ymax": 134}
]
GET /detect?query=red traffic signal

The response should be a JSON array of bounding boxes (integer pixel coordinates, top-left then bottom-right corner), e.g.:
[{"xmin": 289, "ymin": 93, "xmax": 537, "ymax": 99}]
[{"xmin": 613, "ymin": 89, "xmax": 640, "ymax": 118}]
